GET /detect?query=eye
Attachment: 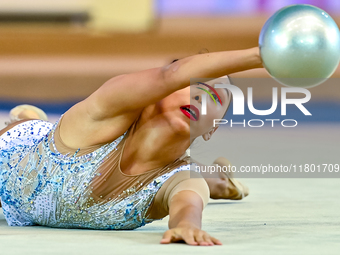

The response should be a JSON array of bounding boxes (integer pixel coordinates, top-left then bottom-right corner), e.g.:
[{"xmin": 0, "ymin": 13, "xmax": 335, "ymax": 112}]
[
  {"xmin": 212, "ymin": 94, "xmax": 222, "ymax": 104},
  {"xmin": 194, "ymin": 96, "xmax": 199, "ymax": 100}
]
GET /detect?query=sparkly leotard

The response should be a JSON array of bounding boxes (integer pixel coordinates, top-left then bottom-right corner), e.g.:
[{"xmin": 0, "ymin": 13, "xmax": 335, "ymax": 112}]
[{"xmin": 0, "ymin": 117, "xmax": 195, "ymax": 230}]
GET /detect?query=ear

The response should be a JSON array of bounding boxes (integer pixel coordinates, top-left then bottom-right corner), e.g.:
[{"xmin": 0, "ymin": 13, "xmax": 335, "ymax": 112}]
[{"xmin": 202, "ymin": 125, "xmax": 219, "ymax": 141}]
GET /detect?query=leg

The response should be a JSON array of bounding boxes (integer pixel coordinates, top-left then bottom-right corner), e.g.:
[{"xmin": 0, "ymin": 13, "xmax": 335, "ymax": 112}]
[
  {"xmin": 1, "ymin": 104, "xmax": 48, "ymax": 136},
  {"xmin": 0, "ymin": 121, "xmax": 26, "ymax": 208},
  {"xmin": 0, "ymin": 120, "xmax": 34, "ymax": 136},
  {"xmin": 0, "ymin": 105, "xmax": 48, "ymax": 208},
  {"xmin": 8, "ymin": 104, "xmax": 48, "ymax": 124},
  {"xmin": 192, "ymin": 157, "xmax": 249, "ymax": 200}
]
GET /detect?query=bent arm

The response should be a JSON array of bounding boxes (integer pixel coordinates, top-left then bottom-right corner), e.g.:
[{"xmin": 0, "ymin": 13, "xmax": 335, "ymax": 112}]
[
  {"xmin": 86, "ymin": 47, "xmax": 262, "ymax": 119},
  {"xmin": 168, "ymin": 190, "xmax": 203, "ymax": 230},
  {"xmin": 160, "ymin": 175, "xmax": 222, "ymax": 246},
  {"xmin": 161, "ymin": 190, "xmax": 222, "ymax": 246}
]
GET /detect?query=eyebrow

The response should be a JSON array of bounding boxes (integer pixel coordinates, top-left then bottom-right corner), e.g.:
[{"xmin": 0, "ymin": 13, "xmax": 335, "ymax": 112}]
[{"xmin": 197, "ymin": 82, "xmax": 223, "ymax": 105}]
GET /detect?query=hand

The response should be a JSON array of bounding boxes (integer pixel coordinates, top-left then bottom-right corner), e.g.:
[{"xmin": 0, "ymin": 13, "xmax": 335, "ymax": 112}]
[
  {"xmin": 160, "ymin": 227, "xmax": 222, "ymax": 246},
  {"xmin": 252, "ymin": 47, "xmax": 263, "ymax": 69}
]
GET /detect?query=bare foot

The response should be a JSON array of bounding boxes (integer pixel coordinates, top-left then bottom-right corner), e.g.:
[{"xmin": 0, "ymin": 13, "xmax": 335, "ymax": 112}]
[
  {"xmin": 17, "ymin": 109, "xmax": 41, "ymax": 120},
  {"xmin": 8, "ymin": 105, "xmax": 48, "ymax": 124},
  {"xmin": 200, "ymin": 157, "xmax": 249, "ymax": 200}
]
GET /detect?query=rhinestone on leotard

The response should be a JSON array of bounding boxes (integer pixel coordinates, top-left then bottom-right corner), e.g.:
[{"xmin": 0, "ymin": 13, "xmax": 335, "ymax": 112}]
[{"xmin": 0, "ymin": 116, "xmax": 194, "ymax": 229}]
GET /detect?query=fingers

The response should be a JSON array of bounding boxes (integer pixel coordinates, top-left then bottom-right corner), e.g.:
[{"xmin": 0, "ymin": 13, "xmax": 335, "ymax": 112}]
[
  {"xmin": 202, "ymin": 233, "xmax": 214, "ymax": 246},
  {"xmin": 196, "ymin": 231, "xmax": 222, "ymax": 246},
  {"xmin": 195, "ymin": 231, "xmax": 210, "ymax": 246},
  {"xmin": 210, "ymin": 236, "xmax": 223, "ymax": 245},
  {"xmin": 182, "ymin": 229, "xmax": 198, "ymax": 246},
  {"xmin": 161, "ymin": 229, "xmax": 197, "ymax": 245},
  {"xmin": 160, "ymin": 230, "xmax": 173, "ymax": 244},
  {"xmin": 161, "ymin": 229, "xmax": 198, "ymax": 246},
  {"xmin": 184, "ymin": 230, "xmax": 222, "ymax": 246},
  {"xmin": 161, "ymin": 229, "xmax": 222, "ymax": 246}
]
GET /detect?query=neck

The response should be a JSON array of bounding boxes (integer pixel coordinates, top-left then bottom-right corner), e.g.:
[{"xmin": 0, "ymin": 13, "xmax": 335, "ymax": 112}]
[{"xmin": 120, "ymin": 105, "xmax": 191, "ymax": 175}]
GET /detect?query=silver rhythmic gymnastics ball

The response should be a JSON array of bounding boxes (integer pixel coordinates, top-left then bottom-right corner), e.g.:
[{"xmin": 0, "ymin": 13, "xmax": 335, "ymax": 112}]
[{"xmin": 259, "ymin": 4, "xmax": 340, "ymax": 88}]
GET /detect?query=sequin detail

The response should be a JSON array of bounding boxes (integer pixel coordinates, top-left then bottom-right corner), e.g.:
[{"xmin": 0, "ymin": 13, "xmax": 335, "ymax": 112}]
[{"xmin": 0, "ymin": 117, "xmax": 194, "ymax": 229}]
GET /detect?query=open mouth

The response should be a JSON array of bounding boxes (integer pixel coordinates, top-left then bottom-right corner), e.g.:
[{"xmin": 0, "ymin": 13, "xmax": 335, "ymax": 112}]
[{"xmin": 180, "ymin": 105, "xmax": 199, "ymax": 121}]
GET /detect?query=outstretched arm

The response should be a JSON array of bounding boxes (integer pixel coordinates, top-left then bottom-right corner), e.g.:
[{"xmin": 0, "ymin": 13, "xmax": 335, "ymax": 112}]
[
  {"xmin": 59, "ymin": 48, "xmax": 262, "ymax": 148},
  {"xmin": 86, "ymin": 47, "xmax": 262, "ymax": 119},
  {"xmin": 161, "ymin": 190, "xmax": 222, "ymax": 246}
]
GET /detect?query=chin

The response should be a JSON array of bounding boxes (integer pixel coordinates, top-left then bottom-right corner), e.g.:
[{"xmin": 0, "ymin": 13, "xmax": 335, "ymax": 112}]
[{"xmin": 169, "ymin": 116, "xmax": 190, "ymax": 135}]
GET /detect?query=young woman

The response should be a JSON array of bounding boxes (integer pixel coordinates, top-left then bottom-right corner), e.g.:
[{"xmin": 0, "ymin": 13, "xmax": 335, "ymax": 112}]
[{"xmin": 0, "ymin": 47, "xmax": 262, "ymax": 246}]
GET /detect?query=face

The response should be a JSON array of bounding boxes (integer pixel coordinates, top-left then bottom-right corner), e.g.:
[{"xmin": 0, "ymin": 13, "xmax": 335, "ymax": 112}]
[{"xmin": 158, "ymin": 83, "xmax": 231, "ymax": 142}]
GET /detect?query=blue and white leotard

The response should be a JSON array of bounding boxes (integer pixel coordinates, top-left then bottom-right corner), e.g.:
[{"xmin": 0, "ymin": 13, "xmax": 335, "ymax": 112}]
[{"xmin": 0, "ymin": 117, "xmax": 193, "ymax": 230}]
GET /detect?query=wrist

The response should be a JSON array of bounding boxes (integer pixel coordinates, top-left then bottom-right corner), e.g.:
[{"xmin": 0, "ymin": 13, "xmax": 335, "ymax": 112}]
[
  {"xmin": 249, "ymin": 47, "xmax": 263, "ymax": 69},
  {"xmin": 175, "ymin": 221, "xmax": 200, "ymax": 230}
]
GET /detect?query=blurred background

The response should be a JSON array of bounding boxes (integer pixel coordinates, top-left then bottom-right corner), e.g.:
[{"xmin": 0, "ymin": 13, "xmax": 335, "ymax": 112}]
[{"xmin": 0, "ymin": 0, "xmax": 340, "ymax": 126}]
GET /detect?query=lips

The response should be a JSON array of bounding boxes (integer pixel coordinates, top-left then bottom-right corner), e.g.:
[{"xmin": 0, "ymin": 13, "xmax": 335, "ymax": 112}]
[{"xmin": 180, "ymin": 105, "xmax": 200, "ymax": 121}]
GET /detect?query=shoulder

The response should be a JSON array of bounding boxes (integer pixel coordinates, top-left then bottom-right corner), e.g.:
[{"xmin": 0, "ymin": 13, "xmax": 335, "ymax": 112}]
[{"xmin": 57, "ymin": 103, "xmax": 140, "ymax": 149}]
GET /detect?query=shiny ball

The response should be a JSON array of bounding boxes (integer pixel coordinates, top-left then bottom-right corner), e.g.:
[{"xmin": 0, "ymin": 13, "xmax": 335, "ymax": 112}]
[{"xmin": 259, "ymin": 4, "xmax": 340, "ymax": 88}]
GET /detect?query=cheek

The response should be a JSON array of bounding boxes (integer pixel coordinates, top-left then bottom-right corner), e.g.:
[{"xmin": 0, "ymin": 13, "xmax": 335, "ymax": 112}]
[
  {"xmin": 198, "ymin": 114, "xmax": 218, "ymax": 132},
  {"xmin": 208, "ymin": 104, "xmax": 225, "ymax": 119}
]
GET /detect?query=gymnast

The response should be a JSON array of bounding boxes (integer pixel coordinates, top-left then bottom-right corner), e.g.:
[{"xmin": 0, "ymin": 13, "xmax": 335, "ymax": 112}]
[{"xmin": 0, "ymin": 47, "xmax": 262, "ymax": 246}]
